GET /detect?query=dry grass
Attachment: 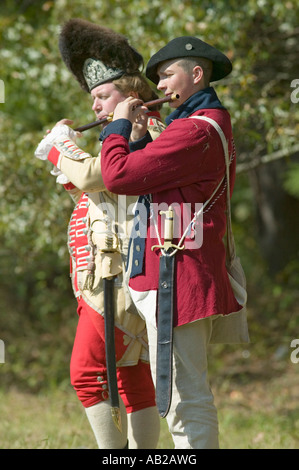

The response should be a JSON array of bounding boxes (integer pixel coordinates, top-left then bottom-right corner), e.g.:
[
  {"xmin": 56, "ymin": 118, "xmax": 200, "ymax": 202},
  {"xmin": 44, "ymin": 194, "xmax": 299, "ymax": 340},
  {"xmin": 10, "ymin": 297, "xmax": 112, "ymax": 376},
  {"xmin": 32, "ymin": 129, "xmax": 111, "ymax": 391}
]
[{"xmin": 1, "ymin": 359, "xmax": 298, "ymax": 449}]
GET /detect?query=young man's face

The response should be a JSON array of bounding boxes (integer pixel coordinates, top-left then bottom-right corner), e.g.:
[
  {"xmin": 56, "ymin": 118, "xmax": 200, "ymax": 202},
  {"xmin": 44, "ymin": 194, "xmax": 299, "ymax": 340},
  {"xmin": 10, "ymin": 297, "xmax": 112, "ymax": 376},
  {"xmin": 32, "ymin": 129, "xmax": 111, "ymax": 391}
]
[
  {"xmin": 157, "ymin": 59, "xmax": 203, "ymax": 108},
  {"xmin": 91, "ymin": 82, "xmax": 127, "ymax": 124}
]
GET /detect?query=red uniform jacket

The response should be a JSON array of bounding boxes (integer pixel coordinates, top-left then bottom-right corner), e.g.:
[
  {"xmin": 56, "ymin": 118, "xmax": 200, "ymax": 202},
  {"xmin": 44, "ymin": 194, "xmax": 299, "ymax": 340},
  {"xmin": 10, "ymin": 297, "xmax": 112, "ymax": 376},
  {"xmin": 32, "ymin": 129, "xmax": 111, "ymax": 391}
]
[{"xmin": 101, "ymin": 91, "xmax": 242, "ymax": 327}]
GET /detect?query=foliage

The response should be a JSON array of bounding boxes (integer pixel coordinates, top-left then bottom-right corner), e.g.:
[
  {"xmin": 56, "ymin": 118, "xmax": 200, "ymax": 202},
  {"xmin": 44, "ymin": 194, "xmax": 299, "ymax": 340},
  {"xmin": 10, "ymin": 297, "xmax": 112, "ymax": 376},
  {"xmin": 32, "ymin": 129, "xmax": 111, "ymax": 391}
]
[
  {"xmin": 0, "ymin": 0, "xmax": 298, "ymax": 394},
  {"xmin": 284, "ymin": 163, "xmax": 299, "ymax": 198}
]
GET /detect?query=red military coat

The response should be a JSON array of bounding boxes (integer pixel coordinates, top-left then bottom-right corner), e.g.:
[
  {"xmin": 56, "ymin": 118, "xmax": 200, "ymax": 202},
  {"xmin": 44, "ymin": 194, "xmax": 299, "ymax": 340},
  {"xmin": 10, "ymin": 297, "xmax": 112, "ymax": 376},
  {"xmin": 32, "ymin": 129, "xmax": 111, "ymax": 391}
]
[{"xmin": 101, "ymin": 97, "xmax": 242, "ymax": 328}]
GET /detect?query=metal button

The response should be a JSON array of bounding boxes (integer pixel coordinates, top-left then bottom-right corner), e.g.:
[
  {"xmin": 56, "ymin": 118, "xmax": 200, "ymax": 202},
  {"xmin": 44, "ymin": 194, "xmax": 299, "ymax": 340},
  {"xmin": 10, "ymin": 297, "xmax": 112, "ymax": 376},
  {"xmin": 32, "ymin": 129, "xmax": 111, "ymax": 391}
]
[
  {"xmin": 161, "ymin": 281, "xmax": 168, "ymax": 288},
  {"xmin": 185, "ymin": 43, "xmax": 193, "ymax": 50}
]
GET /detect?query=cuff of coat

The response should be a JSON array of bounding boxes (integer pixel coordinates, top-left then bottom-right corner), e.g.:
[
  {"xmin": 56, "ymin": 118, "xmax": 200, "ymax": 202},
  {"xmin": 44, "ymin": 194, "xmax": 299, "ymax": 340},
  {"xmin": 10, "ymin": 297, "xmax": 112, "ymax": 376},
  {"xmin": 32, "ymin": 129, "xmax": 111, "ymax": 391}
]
[
  {"xmin": 101, "ymin": 119, "xmax": 132, "ymax": 141},
  {"xmin": 48, "ymin": 146, "xmax": 61, "ymax": 168},
  {"xmin": 63, "ymin": 182, "xmax": 76, "ymax": 190},
  {"xmin": 129, "ymin": 131, "xmax": 152, "ymax": 152}
]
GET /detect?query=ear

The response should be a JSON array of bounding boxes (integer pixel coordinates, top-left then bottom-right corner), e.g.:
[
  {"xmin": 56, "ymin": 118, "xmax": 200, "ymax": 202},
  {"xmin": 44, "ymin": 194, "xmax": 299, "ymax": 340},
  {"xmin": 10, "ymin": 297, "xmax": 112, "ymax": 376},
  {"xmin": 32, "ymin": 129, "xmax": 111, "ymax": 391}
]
[
  {"xmin": 193, "ymin": 66, "xmax": 204, "ymax": 85},
  {"xmin": 129, "ymin": 91, "xmax": 139, "ymax": 98}
]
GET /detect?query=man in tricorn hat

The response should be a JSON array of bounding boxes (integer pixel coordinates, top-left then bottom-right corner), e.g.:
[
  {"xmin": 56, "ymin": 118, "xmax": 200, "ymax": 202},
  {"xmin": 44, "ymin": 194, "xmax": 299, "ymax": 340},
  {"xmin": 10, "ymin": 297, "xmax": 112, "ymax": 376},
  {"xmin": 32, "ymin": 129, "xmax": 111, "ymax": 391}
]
[
  {"xmin": 100, "ymin": 36, "xmax": 249, "ymax": 448},
  {"xmin": 35, "ymin": 19, "xmax": 165, "ymax": 449}
]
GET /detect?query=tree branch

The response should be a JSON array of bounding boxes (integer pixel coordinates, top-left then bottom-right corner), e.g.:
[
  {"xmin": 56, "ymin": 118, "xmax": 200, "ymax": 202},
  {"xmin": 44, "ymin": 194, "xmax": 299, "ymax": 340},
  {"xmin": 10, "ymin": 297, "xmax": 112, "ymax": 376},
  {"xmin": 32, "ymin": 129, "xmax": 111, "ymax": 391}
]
[{"xmin": 236, "ymin": 144, "xmax": 299, "ymax": 174}]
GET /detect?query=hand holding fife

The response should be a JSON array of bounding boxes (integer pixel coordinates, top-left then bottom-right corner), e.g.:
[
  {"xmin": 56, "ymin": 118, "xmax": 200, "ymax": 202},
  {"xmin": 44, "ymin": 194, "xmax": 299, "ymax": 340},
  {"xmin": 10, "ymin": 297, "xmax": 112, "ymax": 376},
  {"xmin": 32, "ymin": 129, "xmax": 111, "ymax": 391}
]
[
  {"xmin": 44, "ymin": 119, "xmax": 75, "ymax": 137},
  {"xmin": 112, "ymin": 96, "xmax": 148, "ymax": 125},
  {"xmin": 35, "ymin": 121, "xmax": 81, "ymax": 161},
  {"xmin": 131, "ymin": 111, "xmax": 149, "ymax": 142}
]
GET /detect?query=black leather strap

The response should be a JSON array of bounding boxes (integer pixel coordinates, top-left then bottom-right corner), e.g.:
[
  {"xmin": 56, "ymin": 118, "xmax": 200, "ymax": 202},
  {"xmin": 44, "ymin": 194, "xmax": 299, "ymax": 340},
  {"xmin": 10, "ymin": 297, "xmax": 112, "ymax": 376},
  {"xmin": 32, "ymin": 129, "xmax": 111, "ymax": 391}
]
[
  {"xmin": 104, "ymin": 277, "xmax": 122, "ymax": 432},
  {"xmin": 156, "ymin": 254, "xmax": 175, "ymax": 418},
  {"xmin": 129, "ymin": 195, "xmax": 150, "ymax": 278}
]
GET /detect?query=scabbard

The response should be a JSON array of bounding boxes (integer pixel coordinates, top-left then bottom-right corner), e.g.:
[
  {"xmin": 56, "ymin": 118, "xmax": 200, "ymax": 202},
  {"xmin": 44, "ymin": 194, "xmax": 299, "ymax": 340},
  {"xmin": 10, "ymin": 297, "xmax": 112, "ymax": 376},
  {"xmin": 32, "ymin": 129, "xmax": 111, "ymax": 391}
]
[
  {"xmin": 156, "ymin": 254, "xmax": 175, "ymax": 418},
  {"xmin": 103, "ymin": 277, "xmax": 122, "ymax": 432}
]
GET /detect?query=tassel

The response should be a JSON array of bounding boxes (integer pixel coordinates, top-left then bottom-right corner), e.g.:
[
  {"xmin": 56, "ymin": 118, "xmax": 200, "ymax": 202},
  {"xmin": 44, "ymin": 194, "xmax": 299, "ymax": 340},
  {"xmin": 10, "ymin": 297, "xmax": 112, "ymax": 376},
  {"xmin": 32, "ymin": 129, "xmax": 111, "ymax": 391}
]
[
  {"xmin": 83, "ymin": 260, "xmax": 96, "ymax": 291},
  {"xmin": 83, "ymin": 222, "xmax": 97, "ymax": 291}
]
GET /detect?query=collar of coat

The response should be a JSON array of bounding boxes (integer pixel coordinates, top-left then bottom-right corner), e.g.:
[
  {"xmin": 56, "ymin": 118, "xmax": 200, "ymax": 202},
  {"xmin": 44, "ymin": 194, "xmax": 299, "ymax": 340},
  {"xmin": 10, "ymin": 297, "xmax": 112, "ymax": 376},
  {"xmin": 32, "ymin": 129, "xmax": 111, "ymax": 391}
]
[{"xmin": 165, "ymin": 86, "xmax": 225, "ymax": 125}]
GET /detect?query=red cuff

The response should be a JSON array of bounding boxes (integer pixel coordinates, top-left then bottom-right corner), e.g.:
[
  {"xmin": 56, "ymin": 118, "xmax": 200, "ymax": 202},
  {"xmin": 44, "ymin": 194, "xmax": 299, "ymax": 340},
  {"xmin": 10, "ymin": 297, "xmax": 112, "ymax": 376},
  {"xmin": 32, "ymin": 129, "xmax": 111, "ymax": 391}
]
[
  {"xmin": 63, "ymin": 182, "xmax": 76, "ymax": 190},
  {"xmin": 48, "ymin": 146, "xmax": 60, "ymax": 166}
]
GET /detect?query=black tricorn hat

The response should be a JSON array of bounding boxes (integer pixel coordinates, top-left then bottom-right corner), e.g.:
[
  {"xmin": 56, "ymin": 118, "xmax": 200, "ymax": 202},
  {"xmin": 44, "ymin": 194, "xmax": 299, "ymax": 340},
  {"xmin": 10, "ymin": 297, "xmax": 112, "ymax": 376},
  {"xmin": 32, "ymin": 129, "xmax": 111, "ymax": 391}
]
[
  {"xmin": 59, "ymin": 18, "xmax": 144, "ymax": 92},
  {"xmin": 146, "ymin": 36, "xmax": 232, "ymax": 84}
]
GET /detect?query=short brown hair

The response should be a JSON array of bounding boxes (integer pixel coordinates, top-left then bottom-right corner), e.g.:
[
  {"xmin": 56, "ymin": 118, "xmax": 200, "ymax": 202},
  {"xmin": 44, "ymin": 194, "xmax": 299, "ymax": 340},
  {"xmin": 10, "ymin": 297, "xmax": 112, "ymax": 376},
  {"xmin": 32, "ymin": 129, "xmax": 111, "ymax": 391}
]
[
  {"xmin": 177, "ymin": 57, "xmax": 213, "ymax": 87},
  {"xmin": 113, "ymin": 72, "xmax": 162, "ymax": 110}
]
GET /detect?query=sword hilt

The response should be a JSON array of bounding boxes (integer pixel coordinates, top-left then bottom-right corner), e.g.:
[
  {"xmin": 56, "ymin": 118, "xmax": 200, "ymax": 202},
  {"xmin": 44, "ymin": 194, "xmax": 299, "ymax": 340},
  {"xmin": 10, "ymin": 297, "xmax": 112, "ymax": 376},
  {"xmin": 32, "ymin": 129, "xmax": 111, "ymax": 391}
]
[{"xmin": 152, "ymin": 206, "xmax": 185, "ymax": 252}]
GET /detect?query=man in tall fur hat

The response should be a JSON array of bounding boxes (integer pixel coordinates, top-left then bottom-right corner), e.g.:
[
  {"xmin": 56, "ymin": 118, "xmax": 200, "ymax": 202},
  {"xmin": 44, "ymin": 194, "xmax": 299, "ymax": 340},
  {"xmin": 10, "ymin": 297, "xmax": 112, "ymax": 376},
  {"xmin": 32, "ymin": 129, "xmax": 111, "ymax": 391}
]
[{"xmin": 35, "ymin": 18, "xmax": 165, "ymax": 449}]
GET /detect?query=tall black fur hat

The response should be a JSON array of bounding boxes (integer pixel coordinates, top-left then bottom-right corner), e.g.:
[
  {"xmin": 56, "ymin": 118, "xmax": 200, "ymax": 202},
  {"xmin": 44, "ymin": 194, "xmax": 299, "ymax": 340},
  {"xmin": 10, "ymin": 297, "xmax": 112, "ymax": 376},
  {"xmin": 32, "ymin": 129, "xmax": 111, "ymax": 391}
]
[
  {"xmin": 146, "ymin": 36, "xmax": 232, "ymax": 84},
  {"xmin": 59, "ymin": 18, "xmax": 144, "ymax": 92}
]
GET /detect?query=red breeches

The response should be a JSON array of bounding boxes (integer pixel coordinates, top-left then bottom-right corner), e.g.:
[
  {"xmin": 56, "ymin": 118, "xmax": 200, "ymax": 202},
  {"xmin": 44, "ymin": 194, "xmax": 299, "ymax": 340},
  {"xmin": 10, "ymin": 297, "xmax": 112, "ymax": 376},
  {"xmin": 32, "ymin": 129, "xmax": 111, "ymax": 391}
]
[{"xmin": 70, "ymin": 298, "xmax": 156, "ymax": 412}]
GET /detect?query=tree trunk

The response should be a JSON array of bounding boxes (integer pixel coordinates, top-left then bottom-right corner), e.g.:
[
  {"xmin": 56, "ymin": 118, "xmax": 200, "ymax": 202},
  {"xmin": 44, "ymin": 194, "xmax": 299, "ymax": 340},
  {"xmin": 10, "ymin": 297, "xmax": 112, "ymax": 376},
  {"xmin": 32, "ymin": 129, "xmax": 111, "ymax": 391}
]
[{"xmin": 249, "ymin": 157, "xmax": 299, "ymax": 275}]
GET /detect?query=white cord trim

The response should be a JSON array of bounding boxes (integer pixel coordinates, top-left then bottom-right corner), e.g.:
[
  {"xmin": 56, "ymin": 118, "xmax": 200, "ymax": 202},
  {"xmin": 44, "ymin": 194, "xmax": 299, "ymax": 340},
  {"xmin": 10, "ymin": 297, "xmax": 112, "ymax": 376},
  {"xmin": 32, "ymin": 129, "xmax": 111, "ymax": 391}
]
[{"xmin": 152, "ymin": 116, "xmax": 233, "ymax": 257}]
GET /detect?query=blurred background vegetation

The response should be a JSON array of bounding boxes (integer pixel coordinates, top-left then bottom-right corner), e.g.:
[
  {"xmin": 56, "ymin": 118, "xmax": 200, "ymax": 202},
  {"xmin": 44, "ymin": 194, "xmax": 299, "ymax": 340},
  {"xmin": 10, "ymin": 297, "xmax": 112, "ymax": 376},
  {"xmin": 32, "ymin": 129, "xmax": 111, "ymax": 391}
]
[{"xmin": 0, "ymin": 0, "xmax": 298, "ymax": 448}]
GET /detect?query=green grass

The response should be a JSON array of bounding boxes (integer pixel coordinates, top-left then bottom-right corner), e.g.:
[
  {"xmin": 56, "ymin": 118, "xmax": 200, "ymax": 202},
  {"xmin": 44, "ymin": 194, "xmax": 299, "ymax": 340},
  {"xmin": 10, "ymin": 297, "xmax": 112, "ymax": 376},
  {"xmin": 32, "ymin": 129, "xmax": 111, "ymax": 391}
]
[
  {"xmin": 1, "ymin": 361, "xmax": 298, "ymax": 449},
  {"xmin": 213, "ymin": 358, "xmax": 299, "ymax": 449},
  {"xmin": 0, "ymin": 387, "xmax": 173, "ymax": 449}
]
